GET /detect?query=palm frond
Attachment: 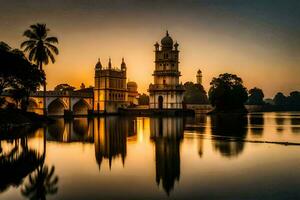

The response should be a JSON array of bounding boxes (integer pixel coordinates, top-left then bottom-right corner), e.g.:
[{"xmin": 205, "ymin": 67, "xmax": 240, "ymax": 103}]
[
  {"xmin": 45, "ymin": 37, "xmax": 58, "ymax": 44},
  {"xmin": 45, "ymin": 48, "xmax": 55, "ymax": 63},
  {"xmin": 23, "ymin": 30, "xmax": 38, "ymax": 40},
  {"xmin": 21, "ymin": 40, "xmax": 36, "ymax": 49},
  {"xmin": 45, "ymin": 43, "xmax": 59, "ymax": 55}
]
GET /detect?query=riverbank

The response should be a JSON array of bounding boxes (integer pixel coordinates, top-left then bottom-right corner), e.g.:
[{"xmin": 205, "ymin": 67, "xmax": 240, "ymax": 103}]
[{"xmin": 0, "ymin": 109, "xmax": 51, "ymax": 131}]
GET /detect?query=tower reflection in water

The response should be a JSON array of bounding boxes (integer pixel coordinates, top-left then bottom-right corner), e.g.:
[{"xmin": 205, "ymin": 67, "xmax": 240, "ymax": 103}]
[
  {"xmin": 94, "ymin": 116, "xmax": 136, "ymax": 170},
  {"xmin": 150, "ymin": 117, "xmax": 184, "ymax": 195}
]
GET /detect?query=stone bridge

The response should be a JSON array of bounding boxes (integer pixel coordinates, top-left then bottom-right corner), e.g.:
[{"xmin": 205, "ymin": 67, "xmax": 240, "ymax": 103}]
[{"xmin": 28, "ymin": 91, "xmax": 94, "ymax": 116}]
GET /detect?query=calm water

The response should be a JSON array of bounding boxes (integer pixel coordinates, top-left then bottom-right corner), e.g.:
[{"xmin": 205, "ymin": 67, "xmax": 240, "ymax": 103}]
[{"xmin": 1, "ymin": 112, "xmax": 300, "ymax": 200}]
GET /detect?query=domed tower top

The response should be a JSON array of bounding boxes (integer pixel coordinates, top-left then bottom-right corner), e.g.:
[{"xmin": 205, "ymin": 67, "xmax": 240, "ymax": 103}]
[
  {"xmin": 196, "ymin": 69, "xmax": 202, "ymax": 85},
  {"xmin": 161, "ymin": 31, "xmax": 174, "ymax": 50},
  {"xmin": 95, "ymin": 58, "xmax": 102, "ymax": 70}
]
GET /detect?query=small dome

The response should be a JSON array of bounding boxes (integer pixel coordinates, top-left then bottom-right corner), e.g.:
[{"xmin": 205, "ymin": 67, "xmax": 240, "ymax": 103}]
[
  {"xmin": 197, "ymin": 69, "xmax": 202, "ymax": 74},
  {"xmin": 127, "ymin": 81, "xmax": 137, "ymax": 88},
  {"xmin": 161, "ymin": 31, "xmax": 173, "ymax": 48},
  {"xmin": 127, "ymin": 81, "xmax": 138, "ymax": 92}
]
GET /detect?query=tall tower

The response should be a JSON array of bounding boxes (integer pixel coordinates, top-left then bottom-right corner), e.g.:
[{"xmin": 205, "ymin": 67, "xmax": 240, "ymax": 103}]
[
  {"xmin": 148, "ymin": 31, "xmax": 185, "ymax": 109},
  {"xmin": 196, "ymin": 69, "xmax": 202, "ymax": 85}
]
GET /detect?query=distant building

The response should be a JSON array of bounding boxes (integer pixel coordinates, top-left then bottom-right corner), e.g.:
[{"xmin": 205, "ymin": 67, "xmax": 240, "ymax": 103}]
[
  {"xmin": 196, "ymin": 69, "xmax": 202, "ymax": 85},
  {"xmin": 94, "ymin": 58, "xmax": 128, "ymax": 113},
  {"xmin": 148, "ymin": 31, "xmax": 185, "ymax": 109},
  {"xmin": 127, "ymin": 81, "xmax": 139, "ymax": 105}
]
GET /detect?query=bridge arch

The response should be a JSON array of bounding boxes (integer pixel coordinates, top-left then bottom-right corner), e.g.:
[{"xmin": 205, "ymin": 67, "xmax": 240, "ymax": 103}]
[
  {"xmin": 73, "ymin": 99, "xmax": 91, "ymax": 116},
  {"xmin": 48, "ymin": 98, "xmax": 68, "ymax": 116}
]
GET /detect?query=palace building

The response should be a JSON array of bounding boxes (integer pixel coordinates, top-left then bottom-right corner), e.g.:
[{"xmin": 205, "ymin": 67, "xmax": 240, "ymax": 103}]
[
  {"xmin": 94, "ymin": 58, "xmax": 128, "ymax": 113},
  {"xmin": 148, "ymin": 31, "xmax": 185, "ymax": 109}
]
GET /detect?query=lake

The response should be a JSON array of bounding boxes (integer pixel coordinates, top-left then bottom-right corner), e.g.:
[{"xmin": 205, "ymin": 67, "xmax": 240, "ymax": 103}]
[{"xmin": 1, "ymin": 112, "xmax": 300, "ymax": 199}]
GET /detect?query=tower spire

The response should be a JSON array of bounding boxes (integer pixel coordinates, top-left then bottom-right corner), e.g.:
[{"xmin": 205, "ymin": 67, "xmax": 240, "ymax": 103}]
[
  {"xmin": 108, "ymin": 57, "xmax": 112, "ymax": 69},
  {"xmin": 121, "ymin": 57, "xmax": 126, "ymax": 71},
  {"xmin": 166, "ymin": 30, "xmax": 169, "ymax": 36}
]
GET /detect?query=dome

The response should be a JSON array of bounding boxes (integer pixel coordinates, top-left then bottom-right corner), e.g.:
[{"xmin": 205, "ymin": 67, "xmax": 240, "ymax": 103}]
[
  {"xmin": 197, "ymin": 69, "xmax": 202, "ymax": 74},
  {"xmin": 127, "ymin": 81, "xmax": 138, "ymax": 91},
  {"xmin": 127, "ymin": 81, "xmax": 137, "ymax": 88},
  {"xmin": 161, "ymin": 31, "xmax": 173, "ymax": 48}
]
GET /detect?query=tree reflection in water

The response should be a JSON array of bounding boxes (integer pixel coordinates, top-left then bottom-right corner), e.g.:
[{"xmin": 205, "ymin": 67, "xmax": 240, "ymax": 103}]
[
  {"xmin": 275, "ymin": 113, "xmax": 285, "ymax": 132},
  {"xmin": 249, "ymin": 113, "xmax": 264, "ymax": 136},
  {"xmin": 210, "ymin": 114, "xmax": 248, "ymax": 158},
  {"xmin": 150, "ymin": 117, "xmax": 184, "ymax": 196},
  {"xmin": 21, "ymin": 163, "xmax": 58, "ymax": 200},
  {"xmin": 0, "ymin": 137, "xmax": 44, "ymax": 193},
  {"xmin": 291, "ymin": 117, "xmax": 300, "ymax": 133}
]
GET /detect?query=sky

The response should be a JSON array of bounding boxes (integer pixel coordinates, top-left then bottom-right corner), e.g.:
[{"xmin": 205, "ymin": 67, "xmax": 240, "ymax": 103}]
[{"xmin": 0, "ymin": 0, "xmax": 299, "ymax": 98}]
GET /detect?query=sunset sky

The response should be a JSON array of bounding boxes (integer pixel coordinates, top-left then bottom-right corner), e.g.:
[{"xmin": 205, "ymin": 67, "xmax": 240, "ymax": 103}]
[{"xmin": 1, "ymin": 0, "xmax": 299, "ymax": 98}]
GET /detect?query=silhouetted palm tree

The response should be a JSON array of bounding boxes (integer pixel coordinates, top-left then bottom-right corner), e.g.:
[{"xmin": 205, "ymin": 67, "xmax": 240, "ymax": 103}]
[
  {"xmin": 21, "ymin": 164, "xmax": 58, "ymax": 200},
  {"xmin": 21, "ymin": 23, "xmax": 59, "ymax": 115}
]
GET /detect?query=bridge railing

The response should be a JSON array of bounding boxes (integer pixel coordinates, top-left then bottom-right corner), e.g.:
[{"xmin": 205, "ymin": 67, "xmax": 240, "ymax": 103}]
[{"xmin": 30, "ymin": 91, "xmax": 93, "ymax": 98}]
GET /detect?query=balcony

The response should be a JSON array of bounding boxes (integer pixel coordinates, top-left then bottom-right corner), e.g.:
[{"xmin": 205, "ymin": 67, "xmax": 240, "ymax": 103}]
[{"xmin": 148, "ymin": 84, "xmax": 185, "ymax": 92}]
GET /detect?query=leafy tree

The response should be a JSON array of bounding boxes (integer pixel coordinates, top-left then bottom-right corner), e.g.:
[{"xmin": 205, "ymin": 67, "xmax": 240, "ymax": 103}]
[
  {"xmin": 21, "ymin": 23, "xmax": 59, "ymax": 114},
  {"xmin": 288, "ymin": 91, "xmax": 300, "ymax": 106},
  {"xmin": 54, "ymin": 83, "xmax": 75, "ymax": 92},
  {"xmin": 208, "ymin": 73, "xmax": 248, "ymax": 111},
  {"xmin": 273, "ymin": 92, "xmax": 287, "ymax": 106},
  {"xmin": 247, "ymin": 87, "xmax": 265, "ymax": 105},
  {"xmin": 0, "ymin": 42, "xmax": 45, "ymax": 110},
  {"xmin": 138, "ymin": 93, "xmax": 149, "ymax": 105},
  {"xmin": 183, "ymin": 82, "xmax": 208, "ymax": 104}
]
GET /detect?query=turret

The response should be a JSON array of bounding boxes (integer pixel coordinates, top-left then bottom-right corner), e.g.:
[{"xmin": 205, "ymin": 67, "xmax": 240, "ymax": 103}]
[
  {"xmin": 196, "ymin": 69, "xmax": 202, "ymax": 85},
  {"xmin": 95, "ymin": 58, "xmax": 102, "ymax": 70},
  {"xmin": 121, "ymin": 57, "xmax": 126, "ymax": 71},
  {"xmin": 154, "ymin": 42, "xmax": 159, "ymax": 51},
  {"xmin": 108, "ymin": 57, "xmax": 112, "ymax": 69}
]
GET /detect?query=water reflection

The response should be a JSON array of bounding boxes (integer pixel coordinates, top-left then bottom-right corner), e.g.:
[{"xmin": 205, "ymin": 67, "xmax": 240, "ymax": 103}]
[
  {"xmin": 0, "ymin": 137, "xmax": 43, "ymax": 192},
  {"xmin": 150, "ymin": 117, "xmax": 184, "ymax": 195},
  {"xmin": 249, "ymin": 113, "xmax": 264, "ymax": 135},
  {"xmin": 94, "ymin": 117, "xmax": 129, "ymax": 169},
  {"xmin": 275, "ymin": 113, "xmax": 285, "ymax": 132},
  {"xmin": 210, "ymin": 114, "xmax": 248, "ymax": 158},
  {"xmin": 1, "ymin": 112, "xmax": 300, "ymax": 199},
  {"xmin": 21, "ymin": 164, "xmax": 58, "ymax": 200},
  {"xmin": 291, "ymin": 117, "xmax": 300, "ymax": 133}
]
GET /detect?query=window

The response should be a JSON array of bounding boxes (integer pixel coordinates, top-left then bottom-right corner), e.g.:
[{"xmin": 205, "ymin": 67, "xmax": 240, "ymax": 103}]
[{"xmin": 163, "ymin": 80, "xmax": 166, "ymax": 84}]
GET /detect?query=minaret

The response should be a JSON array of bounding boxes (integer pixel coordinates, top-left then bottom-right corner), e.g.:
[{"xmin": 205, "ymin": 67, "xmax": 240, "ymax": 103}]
[
  {"xmin": 108, "ymin": 57, "xmax": 112, "ymax": 69},
  {"xmin": 196, "ymin": 69, "xmax": 202, "ymax": 85},
  {"xmin": 121, "ymin": 57, "xmax": 126, "ymax": 71},
  {"xmin": 148, "ymin": 31, "xmax": 185, "ymax": 109}
]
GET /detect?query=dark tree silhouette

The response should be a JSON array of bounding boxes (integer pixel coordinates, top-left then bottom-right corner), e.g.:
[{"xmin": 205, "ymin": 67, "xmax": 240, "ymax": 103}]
[
  {"xmin": 0, "ymin": 42, "xmax": 45, "ymax": 110},
  {"xmin": 273, "ymin": 92, "xmax": 287, "ymax": 106},
  {"xmin": 138, "ymin": 93, "xmax": 149, "ymax": 105},
  {"xmin": 183, "ymin": 82, "xmax": 208, "ymax": 104},
  {"xmin": 288, "ymin": 91, "xmax": 300, "ymax": 106},
  {"xmin": 247, "ymin": 87, "xmax": 265, "ymax": 105},
  {"xmin": 208, "ymin": 73, "xmax": 248, "ymax": 112},
  {"xmin": 21, "ymin": 23, "xmax": 59, "ymax": 114},
  {"xmin": 54, "ymin": 83, "xmax": 75, "ymax": 92}
]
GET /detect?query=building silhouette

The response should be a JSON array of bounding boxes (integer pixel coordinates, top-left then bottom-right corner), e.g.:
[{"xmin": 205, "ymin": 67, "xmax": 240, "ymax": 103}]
[
  {"xmin": 94, "ymin": 58, "xmax": 128, "ymax": 113},
  {"xmin": 148, "ymin": 31, "xmax": 185, "ymax": 109}
]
